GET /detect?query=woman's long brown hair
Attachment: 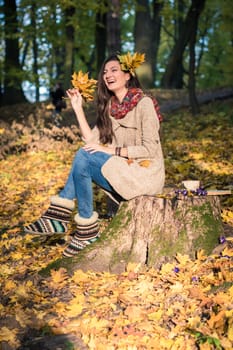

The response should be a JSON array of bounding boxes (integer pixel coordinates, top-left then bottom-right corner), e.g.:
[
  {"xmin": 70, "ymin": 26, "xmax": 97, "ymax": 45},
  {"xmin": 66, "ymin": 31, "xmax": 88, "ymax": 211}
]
[{"xmin": 96, "ymin": 54, "xmax": 141, "ymax": 144}]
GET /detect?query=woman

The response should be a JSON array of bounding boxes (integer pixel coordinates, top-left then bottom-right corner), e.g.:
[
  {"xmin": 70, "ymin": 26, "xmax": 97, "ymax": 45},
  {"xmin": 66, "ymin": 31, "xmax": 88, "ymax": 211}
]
[{"xmin": 24, "ymin": 53, "xmax": 165, "ymax": 257}]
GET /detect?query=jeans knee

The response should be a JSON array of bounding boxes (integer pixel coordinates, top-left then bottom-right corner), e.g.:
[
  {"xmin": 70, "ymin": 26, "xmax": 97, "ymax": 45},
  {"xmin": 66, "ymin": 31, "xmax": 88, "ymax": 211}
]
[{"xmin": 73, "ymin": 148, "xmax": 89, "ymax": 174}]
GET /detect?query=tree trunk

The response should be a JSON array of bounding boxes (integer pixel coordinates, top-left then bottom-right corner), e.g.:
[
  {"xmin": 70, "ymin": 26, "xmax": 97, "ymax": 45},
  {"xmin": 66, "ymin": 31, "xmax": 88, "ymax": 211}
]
[
  {"xmin": 188, "ymin": 2, "xmax": 200, "ymax": 115},
  {"xmin": 95, "ymin": 7, "xmax": 107, "ymax": 73},
  {"xmin": 31, "ymin": 3, "xmax": 40, "ymax": 102},
  {"xmin": 63, "ymin": 6, "xmax": 75, "ymax": 90},
  {"xmin": 43, "ymin": 194, "xmax": 223, "ymax": 276},
  {"xmin": 1, "ymin": 0, "xmax": 26, "ymax": 106},
  {"xmin": 107, "ymin": 0, "xmax": 121, "ymax": 55},
  {"xmin": 134, "ymin": 0, "xmax": 163, "ymax": 88},
  {"xmin": 161, "ymin": 0, "xmax": 206, "ymax": 89},
  {"xmin": 173, "ymin": 0, "xmax": 185, "ymax": 88}
]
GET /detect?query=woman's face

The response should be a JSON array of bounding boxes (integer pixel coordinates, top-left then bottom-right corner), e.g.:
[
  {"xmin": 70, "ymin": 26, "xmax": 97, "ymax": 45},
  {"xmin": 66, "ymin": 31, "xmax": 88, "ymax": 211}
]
[{"xmin": 103, "ymin": 60, "xmax": 130, "ymax": 93}]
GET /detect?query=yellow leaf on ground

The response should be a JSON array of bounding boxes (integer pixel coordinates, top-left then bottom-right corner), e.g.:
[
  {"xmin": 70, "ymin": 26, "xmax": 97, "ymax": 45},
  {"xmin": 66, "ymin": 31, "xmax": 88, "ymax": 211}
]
[
  {"xmin": 16, "ymin": 308, "xmax": 32, "ymax": 328},
  {"xmin": 175, "ymin": 253, "xmax": 190, "ymax": 265},
  {"xmin": 71, "ymin": 269, "xmax": 92, "ymax": 283},
  {"xmin": 221, "ymin": 247, "xmax": 233, "ymax": 257},
  {"xmin": 65, "ymin": 294, "xmax": 86, "ymax": 317},
  {"xmin": 208, "ymin": 310, "xmax": 226, "ymax": 330},
  {"xmin": 0, "ymin": 327, "xmax": 19, "ymax": 347},
  {"xmin": 65, "ymin": 303, "xmax": 83, "ymax": 317},
  {"xmin": 148, "ymin": 309, "xmax": 163, "ymax": 321},
  {"xmin": 196, "ymin": 249, "xmax": 207, "ymax": 261},
  {"xmin": 4, "ymin": 279, "xmax": 17, "ymax": 291},
  {"xmin": 124, "ymin": 305, "xmax": 146, "ymax": 321},
  {"xmin": 126, "ymin": 262, "xmax": 142, "ymax": 273},
  {"xmin": 50, "ymin": 267, "xmax": 68, "ymax": 288}
]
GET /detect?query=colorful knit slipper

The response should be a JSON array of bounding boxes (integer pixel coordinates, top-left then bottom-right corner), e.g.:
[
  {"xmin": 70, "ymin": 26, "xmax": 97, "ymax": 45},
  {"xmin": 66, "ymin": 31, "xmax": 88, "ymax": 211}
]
[
  {"xmin": 24, "ymin": 196, "xmax": 75, "ymax": 235},
  {"xmin": 63, "ymin": 212, "xmax": 99, "ymax": 257}
]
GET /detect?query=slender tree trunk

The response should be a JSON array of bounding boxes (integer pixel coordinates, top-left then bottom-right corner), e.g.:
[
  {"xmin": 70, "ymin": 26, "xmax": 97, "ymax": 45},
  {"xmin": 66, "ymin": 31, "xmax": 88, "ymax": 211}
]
[
  {"xmin": 95, "ymin": 8, "xmax": 107, "ymax": 73},
  {"xmin": 189, "ymin": 14, "xmax": 200, "ymax": 115},
  {"xmin": 1, "ymin": 0, "xmax": 26, "ymax": 106},
  {"xmin": 49, "ymin": 9, "xmax": 66, "ymax": 84},
  {"xmin": 107, "ymin": 0, "xmax": 121, "ymax": 55},
  {"xmin": 151, "ymin": 0, "xmax": 163, "ymax": 85},
  {"xmin": 174, "ymin": 0, "xmax": 185, "ymax": 88},
  {"xmin": 31, "ymin": 2, "xmax": 39, "ymax": 102},
  {"xmin": 134, "ymin": 0, "xmax": 163, "ymax": 88},
  {"xmin": 161, "ymin": 0, "xmax": 206, "ymax": 89},
  {"xmin": 63, "ymin": 7, "xmax": 75, "ymax": 90}
]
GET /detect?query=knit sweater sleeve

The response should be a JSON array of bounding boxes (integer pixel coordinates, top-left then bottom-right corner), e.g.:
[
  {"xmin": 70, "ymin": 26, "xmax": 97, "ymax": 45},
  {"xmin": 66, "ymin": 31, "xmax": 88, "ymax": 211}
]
[{"xmin": 127, "ymin": 97, "xmax": 161, "ymax": 159}]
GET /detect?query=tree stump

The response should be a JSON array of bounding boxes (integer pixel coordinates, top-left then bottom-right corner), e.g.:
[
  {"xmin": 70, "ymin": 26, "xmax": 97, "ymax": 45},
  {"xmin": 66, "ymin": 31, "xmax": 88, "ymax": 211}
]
[{"xmin": 44, "ymin": 194, "xmax": 224, "ymax": 275}]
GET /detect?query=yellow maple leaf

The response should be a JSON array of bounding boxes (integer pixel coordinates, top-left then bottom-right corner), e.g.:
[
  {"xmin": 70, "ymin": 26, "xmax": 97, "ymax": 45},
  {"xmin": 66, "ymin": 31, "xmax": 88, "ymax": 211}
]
[
  {"xmin": 71, "ymin": 269, "xmax": 91, "ymax": 283},
  {"xmin": 49, "ymin": 268, "xmax": 68, "ymax": 289},
  {"xmin": 124, "ymin": 305, "xmax": 146, "ymax": 321},
  {"xmin": 15, "ymin": 308, "xmax": 32, "ymax": 328},
  {"xmin": 35, "ymin": 309, "xmax": 48, "ymax": 320},
  {"xmin": 65, "ymin": 294, "xmax": 85, "ymax": 317},
  {"xmin": 170, "ymin": 281, "xmax": 184, "ymax": 293},
  {"xmin": 199, "ymin": 342, "xmax": 214, "ymax": 350},
  {"xmin": 71, "ymin": 71, "xmax": 97, "ymax": 101},
  {"xmin": 227, "ymin": 313, "xmax": 233, "ymax": 341},
  {"xmin": 126, "ymin": 262, "xmax": 142, "ymax": 273},
  {"xmin": 160, "ymin": 262, "xmax": 176, "ymax": 274},
  {"xmin": 207, "ymin": 310, "xmax": 226, "ymax": 330},
  {"xmin": 118, "ymin": 52, "xmax": 145, "ymax": 76},
  {"xmin": 13, "ymin": 284, "xmax": 30, "ymax": 300},
  {"xmin": 10, "ymin": 251, "xmax": 24, "ymax": 260},
  {"xmin": 53, "ymin": 301, "xmax": 67, "ymax": 316},
  {"xmin": 196, "ymin": 249, "xmax": 207, "ymax": 261},
  {"xmin": 221, "ymin": 246, "xmax": 233, "ymax": 257},
  {"xmin": 0, "ymin": 327, "xmax": 19, "ymax": 347},
  {"xmin": 139, "ymin": 160, "xmax": 151, "ymax": 168},
  {"xmin": 148, "ymin": 309, "xmax": 163, "ymax": 321},
  {"xmin": 4, "ymin": 279, "xmax": 17, "ymax": 291},
  {"xmin": 175, "ymin": 253, "xmax": 190, "ymax": 265},
  {"xmin": 228, "ymin": 286, "xmax": 233, "ymax": 298},
  {"xmin": 86, "ymin": 316, "xmax": 109, "ymax": 331},
  {"xmin": 65, "ymin": 303, "xmax": 83, "ymax": 317}
]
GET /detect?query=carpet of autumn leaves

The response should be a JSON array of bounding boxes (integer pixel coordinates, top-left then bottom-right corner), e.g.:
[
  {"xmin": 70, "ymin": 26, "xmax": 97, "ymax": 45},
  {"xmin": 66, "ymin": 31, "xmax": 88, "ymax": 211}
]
[{"xmin": 0, "ymin": 97, "xmax": 233, "ymax": 350}]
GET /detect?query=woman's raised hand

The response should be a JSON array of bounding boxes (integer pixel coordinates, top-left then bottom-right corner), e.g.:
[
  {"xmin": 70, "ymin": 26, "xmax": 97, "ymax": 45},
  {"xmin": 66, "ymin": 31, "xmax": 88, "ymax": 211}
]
[{"xmin": 66, "ymin": 88, "xmax": 83, "ymax": 110}]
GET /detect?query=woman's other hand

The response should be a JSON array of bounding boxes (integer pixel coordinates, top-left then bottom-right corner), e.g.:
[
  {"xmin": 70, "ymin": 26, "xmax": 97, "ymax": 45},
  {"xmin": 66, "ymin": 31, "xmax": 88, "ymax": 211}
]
[{"xmin": 83, "ymin": 143, "xmax": 114, "ymax": 155}]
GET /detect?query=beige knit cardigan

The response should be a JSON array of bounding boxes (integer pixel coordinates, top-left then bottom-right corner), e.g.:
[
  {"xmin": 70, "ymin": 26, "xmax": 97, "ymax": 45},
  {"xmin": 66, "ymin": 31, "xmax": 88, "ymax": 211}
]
[{"xmin": 86, "ymin": 96, "xmax": 165, "ymax": 200}]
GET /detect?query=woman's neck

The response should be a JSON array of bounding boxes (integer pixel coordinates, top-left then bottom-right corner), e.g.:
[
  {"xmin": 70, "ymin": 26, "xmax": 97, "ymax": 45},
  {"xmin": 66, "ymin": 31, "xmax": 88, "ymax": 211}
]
[{"xmin": 114, "ymin": 87, "xmax": 128, "ymax": 103}]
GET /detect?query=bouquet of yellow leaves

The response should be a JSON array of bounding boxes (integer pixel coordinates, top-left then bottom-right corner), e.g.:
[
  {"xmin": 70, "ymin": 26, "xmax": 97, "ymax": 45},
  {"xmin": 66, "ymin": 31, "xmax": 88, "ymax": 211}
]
[
  {"xmin": 117, "ymin": 52, "xmax": 145, "ymax": 76},
  {"xmin": 71, "ymin": 71, "xmax": 97, "ymax": 101}
]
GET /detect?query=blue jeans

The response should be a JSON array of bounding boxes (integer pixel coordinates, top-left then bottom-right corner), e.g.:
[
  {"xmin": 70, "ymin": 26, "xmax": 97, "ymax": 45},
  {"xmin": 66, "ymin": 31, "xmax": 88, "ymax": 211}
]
[{"xmin": 59, "ymin": 148, "xmax": 114, "ymax": 218}]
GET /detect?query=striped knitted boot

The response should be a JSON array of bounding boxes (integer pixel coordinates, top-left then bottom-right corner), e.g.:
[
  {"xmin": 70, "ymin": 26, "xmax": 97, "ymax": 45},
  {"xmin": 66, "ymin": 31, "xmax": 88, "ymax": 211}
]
[
  {"xmin": 24, "ymin": 196, "xmax": 75, "ymax": 235},
  {"xmin": 63, "ymin": 212, "xmax": 99, "ymax": 257}
]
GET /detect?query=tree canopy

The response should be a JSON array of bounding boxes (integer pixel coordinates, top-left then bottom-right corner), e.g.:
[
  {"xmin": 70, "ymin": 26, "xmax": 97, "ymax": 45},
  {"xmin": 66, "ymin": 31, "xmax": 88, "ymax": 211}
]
[{"xmin": 0, "ymin": 0, "xmax": 232, "ymax": 105}]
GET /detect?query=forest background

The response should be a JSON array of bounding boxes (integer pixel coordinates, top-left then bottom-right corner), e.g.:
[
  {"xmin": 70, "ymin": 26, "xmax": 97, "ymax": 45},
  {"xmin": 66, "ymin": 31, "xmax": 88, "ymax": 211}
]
[
  {"xmin": 0, "ymin": 0, "xmax": 233, "ymax": 110},
  {"xmin": 0, "ymin": 0, "xmax": 233, "ymax": 349}
]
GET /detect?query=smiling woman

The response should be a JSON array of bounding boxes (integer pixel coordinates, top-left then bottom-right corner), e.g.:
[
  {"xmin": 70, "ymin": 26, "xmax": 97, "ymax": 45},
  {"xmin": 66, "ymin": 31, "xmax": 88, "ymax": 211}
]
[{"xmin": 24, "ymin": 52, "xmax": 165, "ymax": 257}]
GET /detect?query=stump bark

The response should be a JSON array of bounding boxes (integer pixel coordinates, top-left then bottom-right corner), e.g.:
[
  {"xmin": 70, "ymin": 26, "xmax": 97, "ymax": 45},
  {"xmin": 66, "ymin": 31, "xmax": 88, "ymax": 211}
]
[{"xmin": 44, "ymin": 194, "xmax": 224, "ymax": 275}]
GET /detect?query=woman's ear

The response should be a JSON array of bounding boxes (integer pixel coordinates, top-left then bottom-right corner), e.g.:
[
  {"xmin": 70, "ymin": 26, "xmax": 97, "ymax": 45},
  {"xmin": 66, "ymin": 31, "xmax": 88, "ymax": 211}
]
[
  {"xmin": 125, "ymin": 73, "xmax": 131, "ymax": 87},
  {"xmin": 125, "ymin": 72, "xmax": 131, "ymax": 82}
]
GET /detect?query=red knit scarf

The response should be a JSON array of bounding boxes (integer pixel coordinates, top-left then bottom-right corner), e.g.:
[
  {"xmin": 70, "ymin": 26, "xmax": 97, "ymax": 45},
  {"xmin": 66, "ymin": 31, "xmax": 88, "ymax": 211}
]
[{"xmin": 110, "ymin": 88, "xmax": 163, "ymax": 122}]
